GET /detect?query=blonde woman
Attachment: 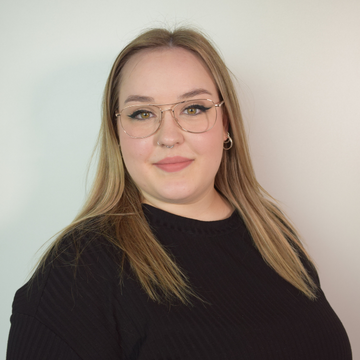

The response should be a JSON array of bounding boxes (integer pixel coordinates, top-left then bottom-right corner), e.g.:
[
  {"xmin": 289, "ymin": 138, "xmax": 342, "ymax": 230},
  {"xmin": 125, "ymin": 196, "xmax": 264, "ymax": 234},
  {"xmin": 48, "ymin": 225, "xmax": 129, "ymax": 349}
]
[{"xmin": 7, "ymin": 28, "xmax": 352, "ymax": 359}]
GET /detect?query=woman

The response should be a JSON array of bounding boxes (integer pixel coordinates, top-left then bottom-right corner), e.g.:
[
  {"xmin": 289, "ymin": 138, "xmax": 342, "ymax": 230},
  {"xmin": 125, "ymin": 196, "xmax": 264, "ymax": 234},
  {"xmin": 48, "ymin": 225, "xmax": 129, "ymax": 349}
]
[{"xmin": 7, "ymin": 28, "xmax": 352, "ymax": 359}]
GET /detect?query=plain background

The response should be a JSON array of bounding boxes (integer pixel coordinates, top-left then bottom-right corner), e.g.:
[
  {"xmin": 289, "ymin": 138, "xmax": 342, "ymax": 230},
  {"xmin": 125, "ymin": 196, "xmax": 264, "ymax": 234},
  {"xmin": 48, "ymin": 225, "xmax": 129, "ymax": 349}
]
[{"xmin": 1, "ymin": 0, "xmax": 359, "ymax": 358}]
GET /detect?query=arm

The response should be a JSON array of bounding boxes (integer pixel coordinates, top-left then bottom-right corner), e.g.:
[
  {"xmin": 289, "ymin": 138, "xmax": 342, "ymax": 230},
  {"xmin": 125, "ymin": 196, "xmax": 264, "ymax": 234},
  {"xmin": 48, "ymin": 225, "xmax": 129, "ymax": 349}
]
[
  {"xmin": 7, "ymin": 314, "xmax": 82, "ymax": 360},
  {"xmin": 7, "ymin": 235, "xmax": 123, "ymax": 360}
]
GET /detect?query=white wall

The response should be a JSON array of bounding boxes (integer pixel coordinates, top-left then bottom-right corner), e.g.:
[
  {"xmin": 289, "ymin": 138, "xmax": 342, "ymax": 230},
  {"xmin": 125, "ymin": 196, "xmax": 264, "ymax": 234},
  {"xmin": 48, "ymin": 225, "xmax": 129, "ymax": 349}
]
[{"xmin": 1, "ymin": 0, "xmax": 359, "ymax": 357}]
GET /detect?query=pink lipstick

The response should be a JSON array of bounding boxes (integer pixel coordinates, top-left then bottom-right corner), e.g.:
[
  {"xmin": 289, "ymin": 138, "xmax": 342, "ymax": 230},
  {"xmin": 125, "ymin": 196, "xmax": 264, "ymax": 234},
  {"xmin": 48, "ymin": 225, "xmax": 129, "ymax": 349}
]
[{"xmin": 154, "ymin": 156, "xmax": 193, "ymax": 173}]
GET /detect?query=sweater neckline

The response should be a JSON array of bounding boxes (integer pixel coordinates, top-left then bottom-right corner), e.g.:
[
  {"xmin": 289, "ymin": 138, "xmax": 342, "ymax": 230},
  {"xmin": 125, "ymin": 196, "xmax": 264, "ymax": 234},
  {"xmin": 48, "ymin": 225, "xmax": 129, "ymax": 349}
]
[{"xmin": 142, "ymin": 203, "xmax": 243, "ymax": 236}]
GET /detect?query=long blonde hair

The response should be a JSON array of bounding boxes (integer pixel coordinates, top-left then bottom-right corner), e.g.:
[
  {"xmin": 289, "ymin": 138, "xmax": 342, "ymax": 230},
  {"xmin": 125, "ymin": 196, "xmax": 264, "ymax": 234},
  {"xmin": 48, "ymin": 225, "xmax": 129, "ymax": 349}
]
[{"xmin": 40, "ymin": 27, "xmax": 318, "ymax": 304}]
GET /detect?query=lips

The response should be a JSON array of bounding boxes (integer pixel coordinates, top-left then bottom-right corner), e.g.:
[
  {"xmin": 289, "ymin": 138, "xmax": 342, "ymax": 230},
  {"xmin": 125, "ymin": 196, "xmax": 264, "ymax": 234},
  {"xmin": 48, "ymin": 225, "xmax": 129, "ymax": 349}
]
[{"xmin": 154, "ymin": 156, "xmax": 193, "ymax": 173}]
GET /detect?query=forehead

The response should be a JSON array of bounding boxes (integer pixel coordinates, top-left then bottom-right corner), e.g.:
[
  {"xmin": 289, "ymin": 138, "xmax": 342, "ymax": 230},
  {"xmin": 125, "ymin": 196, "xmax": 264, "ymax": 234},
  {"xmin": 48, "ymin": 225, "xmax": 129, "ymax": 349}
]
[{"xmin": 119, "ymin": 47, "xmax": 218, "ymax": 105}]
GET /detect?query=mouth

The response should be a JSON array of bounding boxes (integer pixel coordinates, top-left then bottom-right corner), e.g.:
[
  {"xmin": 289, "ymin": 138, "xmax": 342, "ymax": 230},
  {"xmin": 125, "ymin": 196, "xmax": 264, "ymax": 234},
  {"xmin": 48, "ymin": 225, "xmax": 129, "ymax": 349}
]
[{"xmin": 153, "ymin": 156, "xmax": 194, "ymax": 173}]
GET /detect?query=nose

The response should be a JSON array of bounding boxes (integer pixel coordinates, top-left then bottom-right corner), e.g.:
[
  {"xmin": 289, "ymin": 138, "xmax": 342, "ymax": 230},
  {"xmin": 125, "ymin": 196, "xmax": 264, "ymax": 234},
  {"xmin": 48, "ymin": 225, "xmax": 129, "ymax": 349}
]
[{"xmin": 155, "ymin": 108, "xmax": 184, "ymax": 148}]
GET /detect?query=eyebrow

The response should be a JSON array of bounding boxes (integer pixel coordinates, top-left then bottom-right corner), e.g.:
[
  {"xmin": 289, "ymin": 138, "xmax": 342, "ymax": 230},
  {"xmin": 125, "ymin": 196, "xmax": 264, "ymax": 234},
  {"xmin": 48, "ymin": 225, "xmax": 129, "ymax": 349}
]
[
  {"xmin": 124, "ymin": 88, "xmax": 213, "ymax": 104},
  {"xmin": 124, "ymin": 95, "xmax": 155, "ymax": 104},
  {"xmin": 178, "ymin": 88, "xmax": 213, "ymax": 100}
]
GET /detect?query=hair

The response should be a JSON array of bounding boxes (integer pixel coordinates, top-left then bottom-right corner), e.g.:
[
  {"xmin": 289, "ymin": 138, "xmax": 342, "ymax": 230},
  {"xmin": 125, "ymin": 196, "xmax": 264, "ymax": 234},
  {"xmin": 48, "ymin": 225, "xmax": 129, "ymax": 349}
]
[{"xmin": 38, "ymin": 27, "xmax": 318, "ymax": 304}]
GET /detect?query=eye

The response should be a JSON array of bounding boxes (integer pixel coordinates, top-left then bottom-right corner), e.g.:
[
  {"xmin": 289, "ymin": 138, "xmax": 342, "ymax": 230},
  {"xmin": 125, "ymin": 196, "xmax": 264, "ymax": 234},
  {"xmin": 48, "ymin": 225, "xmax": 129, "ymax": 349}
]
[
  {"xmin": 182, "ymin": 104, "xmax": 211, "ymax": 116},
  {"xmin": 128, "ymin": 110, "xmax": 155, "ymax": 120}
]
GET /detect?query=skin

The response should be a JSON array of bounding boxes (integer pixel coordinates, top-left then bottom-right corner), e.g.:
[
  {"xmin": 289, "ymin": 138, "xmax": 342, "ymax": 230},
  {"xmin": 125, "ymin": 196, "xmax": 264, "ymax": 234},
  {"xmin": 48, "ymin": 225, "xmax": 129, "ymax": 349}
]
[{"xmin": 117, "ymin": 47, "xmax": 233, "ymax": 221}]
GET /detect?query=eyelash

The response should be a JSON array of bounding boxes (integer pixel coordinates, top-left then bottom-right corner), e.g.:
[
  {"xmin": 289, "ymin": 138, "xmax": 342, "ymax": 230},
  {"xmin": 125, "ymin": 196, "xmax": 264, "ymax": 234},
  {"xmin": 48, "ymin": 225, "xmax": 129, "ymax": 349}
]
[
  {"xmin": 128, "ymin": 110, "xmax": 155, "ymax": 120},
  {"xmin": 182, "ymin": 105, "xmax": 210, "ymax": 114}
]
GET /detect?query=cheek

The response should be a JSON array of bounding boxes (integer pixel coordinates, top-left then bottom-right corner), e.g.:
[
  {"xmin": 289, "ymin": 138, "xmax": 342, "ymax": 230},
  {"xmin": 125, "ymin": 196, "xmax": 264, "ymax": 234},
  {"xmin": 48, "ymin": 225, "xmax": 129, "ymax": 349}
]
[
  {"xmin": 119, "ymin": 134, "xmax": 153, "ymax": 177},
  {"xmin": 194, "ymin": 132, "xmax": 224, "ymax": 169}
]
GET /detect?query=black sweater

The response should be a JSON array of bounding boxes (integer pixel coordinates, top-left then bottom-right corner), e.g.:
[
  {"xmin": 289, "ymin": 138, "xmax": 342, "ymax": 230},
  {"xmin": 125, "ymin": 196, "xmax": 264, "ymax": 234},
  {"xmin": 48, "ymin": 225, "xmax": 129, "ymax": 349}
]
[{"xmin": 7, "ymin": 205, "xmax": 352, "ymax": 359}]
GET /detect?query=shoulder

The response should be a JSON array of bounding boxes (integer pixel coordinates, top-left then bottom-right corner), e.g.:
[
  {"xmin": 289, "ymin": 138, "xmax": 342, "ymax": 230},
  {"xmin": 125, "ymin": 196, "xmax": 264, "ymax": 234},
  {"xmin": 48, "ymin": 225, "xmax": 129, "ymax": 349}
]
[
  {"xmin": 9, "ymin": 229, "xmax": 124, "ymax": 358},
  {"xmin": 14, "ymin": 229, "xmax": 122, "ymax": 313},
  {"xmin": 50, "ymin": 228, "xmax": 122, "ymax": 275}
]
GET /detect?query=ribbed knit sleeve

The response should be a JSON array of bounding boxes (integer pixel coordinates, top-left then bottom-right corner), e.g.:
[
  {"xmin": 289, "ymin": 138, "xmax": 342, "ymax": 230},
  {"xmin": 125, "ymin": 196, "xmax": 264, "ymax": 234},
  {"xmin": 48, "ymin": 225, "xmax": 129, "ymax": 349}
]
[
  {"xmin": 7, "ymin": 314, "xmax": 81, "ymax": 359},
  {"xmin": 7, "ymin": 236, "xmax": 124, "ymax": 360}
]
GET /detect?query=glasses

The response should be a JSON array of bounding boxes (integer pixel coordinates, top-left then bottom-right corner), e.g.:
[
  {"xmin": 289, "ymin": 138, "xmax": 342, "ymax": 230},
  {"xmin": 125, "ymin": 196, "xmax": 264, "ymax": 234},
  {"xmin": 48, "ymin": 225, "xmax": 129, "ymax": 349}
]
[{"xmin": 115, "ymin": 99, "xmax": 224, "ymax": 139}]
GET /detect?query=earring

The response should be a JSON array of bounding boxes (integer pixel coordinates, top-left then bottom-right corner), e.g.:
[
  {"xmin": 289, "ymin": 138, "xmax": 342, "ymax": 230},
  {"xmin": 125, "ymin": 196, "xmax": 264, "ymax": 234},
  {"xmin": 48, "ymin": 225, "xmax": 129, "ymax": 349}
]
[{"xmin": 223, "ymin": 132, "xmax": 233, "ymax": 150}]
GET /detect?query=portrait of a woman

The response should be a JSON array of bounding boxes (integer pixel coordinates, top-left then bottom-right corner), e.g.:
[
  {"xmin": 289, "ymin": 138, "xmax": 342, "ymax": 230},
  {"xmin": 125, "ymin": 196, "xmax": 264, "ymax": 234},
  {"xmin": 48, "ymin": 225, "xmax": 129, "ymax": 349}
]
[{"xmin": 6, "ymin": 28, "xmax": 352, "ymax": 360}]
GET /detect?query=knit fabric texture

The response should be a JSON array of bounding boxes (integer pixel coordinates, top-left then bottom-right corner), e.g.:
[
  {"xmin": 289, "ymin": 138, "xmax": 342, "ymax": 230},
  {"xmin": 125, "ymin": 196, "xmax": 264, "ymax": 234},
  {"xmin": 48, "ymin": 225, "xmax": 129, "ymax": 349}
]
[{"xmin": 7, "ymin": 205, "xmax": 352, "ymax": 359}]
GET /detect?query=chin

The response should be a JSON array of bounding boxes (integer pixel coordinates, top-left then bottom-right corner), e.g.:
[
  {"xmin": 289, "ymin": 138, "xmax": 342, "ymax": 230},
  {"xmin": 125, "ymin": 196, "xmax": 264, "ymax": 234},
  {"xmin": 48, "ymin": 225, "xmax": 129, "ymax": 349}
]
[
  {"xmin": 156, "ymin": 187, "xmax": 198, "ymax": 204},
  {"xmin": 159, "ymin": 193, "xmax": 195, "ymax": 204}
]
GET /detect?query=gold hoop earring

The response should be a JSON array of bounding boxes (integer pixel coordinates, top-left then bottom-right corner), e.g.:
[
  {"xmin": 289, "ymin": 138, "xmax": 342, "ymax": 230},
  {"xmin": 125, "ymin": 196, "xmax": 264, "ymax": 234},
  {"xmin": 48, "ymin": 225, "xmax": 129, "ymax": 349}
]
[{"xmin": 223, "ymin": 132, "xmax": 233, "ymax": 150}]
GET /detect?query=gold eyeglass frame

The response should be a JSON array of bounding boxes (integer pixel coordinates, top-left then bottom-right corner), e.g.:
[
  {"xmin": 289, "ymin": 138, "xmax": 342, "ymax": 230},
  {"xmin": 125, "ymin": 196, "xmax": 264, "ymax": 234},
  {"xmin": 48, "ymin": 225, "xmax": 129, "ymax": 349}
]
[{"xmin": 115, "ymin": 99, "xmax": 225, "ymax": 139}]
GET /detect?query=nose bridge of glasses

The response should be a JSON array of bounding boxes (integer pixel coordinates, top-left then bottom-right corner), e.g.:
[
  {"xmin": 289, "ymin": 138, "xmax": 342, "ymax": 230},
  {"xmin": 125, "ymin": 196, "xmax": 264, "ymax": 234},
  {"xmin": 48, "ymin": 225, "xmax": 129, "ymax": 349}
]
[
  {"xmin": 159, "ymin": 106, "xmax": 176, "ymax": 118},
  {"xmin": 157, "ymin": 105, "xmax": 184, "ymax": 133}
]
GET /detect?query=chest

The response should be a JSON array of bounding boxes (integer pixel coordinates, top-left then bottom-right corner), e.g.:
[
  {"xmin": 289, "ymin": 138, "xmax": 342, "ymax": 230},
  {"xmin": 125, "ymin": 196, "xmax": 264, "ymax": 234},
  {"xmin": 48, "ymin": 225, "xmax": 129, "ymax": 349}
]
[{"xmin": 116, "ymin": 242, "xmax": 351, "ymax": 360}]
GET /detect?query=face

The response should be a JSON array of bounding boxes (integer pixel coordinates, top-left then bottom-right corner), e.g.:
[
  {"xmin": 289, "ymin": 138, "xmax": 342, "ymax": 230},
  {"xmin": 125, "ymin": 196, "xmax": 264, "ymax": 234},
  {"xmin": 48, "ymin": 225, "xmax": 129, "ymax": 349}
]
[{"xmin": 117, "ymin": 47, "xmax": 227, "ymax": 209}]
